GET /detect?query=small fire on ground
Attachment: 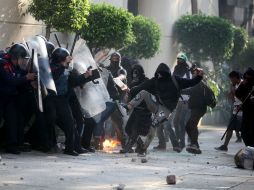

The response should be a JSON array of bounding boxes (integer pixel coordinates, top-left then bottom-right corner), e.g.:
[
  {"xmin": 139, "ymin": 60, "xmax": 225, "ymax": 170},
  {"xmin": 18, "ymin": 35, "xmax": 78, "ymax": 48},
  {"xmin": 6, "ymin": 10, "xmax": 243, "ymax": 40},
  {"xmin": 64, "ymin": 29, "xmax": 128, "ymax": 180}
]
[{"xmin": 103, "ymin": 139, "xmax": 121, "ymax": 153}]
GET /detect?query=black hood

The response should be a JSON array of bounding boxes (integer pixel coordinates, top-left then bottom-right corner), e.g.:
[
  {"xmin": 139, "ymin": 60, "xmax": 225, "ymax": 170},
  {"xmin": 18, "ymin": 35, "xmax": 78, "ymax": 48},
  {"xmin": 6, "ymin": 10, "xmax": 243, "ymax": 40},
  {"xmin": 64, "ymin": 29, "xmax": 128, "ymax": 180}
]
[
  {"xmin": 155, "ymin": 63, "xmax": 171, "ymax": 78},
  {"xmin": 131, "ymin": 64, "xmax": 145, "ymax": 79}
]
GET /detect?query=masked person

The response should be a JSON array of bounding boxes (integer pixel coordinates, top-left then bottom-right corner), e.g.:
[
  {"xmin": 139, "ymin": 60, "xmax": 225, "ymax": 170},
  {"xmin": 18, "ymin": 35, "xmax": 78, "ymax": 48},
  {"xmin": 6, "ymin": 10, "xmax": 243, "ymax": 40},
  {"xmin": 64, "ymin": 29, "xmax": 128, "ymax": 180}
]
[
  {"xmin": 235, "ymin": 68, "xmax": 254, "ymax": 147},
  {"xmin": 215, "ymin": 71, "xmax": 242, "ymax": 152},
  {"xmin": 124, "ymin": 63, "xmax": 203, "ymax": 130},
  {"xmin": 0, "ymin": 43, "xmax": 36, "ymax": 154},
  {"xmin": 105, "ymin": 52, "xmax": 127, "ymax": 148},
  {"xmin": 43, "ymin": 47, "xmax": 93, "ymax": 156},
  {"xmin": 120, "ymin": 64, "xmax": 152, "ymax": 154},
  {"xmin": 172, "ymin": 53, "xmax": 191, "ymax": 150}
]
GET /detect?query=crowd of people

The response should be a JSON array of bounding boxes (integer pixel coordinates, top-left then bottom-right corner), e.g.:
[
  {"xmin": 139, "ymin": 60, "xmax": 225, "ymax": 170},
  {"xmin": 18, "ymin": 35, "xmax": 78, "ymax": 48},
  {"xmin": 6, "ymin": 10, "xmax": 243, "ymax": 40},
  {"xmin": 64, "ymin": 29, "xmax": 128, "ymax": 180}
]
[{"xmin": 0, "ymin": 35, "xmax": 254, "ymax": 160}]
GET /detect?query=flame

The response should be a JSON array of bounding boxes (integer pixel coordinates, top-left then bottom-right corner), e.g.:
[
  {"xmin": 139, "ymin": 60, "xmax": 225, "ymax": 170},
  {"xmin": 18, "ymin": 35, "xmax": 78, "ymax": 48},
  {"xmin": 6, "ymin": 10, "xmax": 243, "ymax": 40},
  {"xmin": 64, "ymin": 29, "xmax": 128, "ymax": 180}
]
[{"xmin": 103, "ymin": 139, "xmax": 121, "ymax": 152}]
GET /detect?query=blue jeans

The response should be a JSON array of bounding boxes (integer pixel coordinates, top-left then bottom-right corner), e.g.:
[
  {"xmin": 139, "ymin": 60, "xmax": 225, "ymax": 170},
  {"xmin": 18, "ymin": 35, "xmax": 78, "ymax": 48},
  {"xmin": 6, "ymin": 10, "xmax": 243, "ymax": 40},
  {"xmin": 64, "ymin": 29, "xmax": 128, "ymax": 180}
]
[{"xmin": 93, "ymin": 101, "xmax": 117, "ymax": 137}]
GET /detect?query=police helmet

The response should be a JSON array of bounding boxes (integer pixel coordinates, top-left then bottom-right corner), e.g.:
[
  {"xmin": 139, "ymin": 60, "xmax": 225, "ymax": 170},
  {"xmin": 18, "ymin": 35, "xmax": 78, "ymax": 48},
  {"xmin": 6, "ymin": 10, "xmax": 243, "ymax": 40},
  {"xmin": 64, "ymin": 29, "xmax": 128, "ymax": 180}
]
[
  {"xmin": 8, "ymin": 43, "xmax": 30, "ymax": 59},
  {"xmin": 51, "ymin": 48, "xmax": 70, "ymax": 63},
  {"xmin": 46, "ymin": 42, "xmax": 55, "ymax": 58}
]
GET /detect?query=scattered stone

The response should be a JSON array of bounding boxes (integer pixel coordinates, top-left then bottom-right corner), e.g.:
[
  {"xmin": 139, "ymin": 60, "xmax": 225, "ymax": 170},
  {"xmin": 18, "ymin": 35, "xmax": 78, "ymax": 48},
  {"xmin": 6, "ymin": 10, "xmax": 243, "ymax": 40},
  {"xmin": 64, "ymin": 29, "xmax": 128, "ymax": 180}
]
[
  {"xmin": 14, "ymin": 166, "xmax": 18, "ymax": 169},
  {"xmin": 166, "ymin": 175, "xmax": 176, "ymax": 185},
  {"xmin": 206, "ymin": 162, "xmax": 210, "ymax": 165},
  {"xmin": 173, "ymin": 161, "xmax": 176, "ymax": 164},
  {"xmin": 113, "ymin": 184, "xmax": 125, "ymax": 190},
  {"xmin": 2, "ymin": 163, "xmax": 6, "ymax": 166},
  {"xmin": 154, "ymin": 172, "xmax": 159, "ymax": 174},
  {"xmin": 20, "ymin": 177, "xmax": 24, "ymax": 180},
  {"xmin": 3, "ymin": 183, "xmax": 8, "ymax": 186},
  {"xmin": 115, "ymin": 162, "xmax": 119, "ymax": 164},
  {"xmin": 131, "ymin": 158, "xmax": 136, "ymax": 162},
  {"xmin": 59, "ymin": 178, "xmax": 64, "ymax": 181},
  {"xmin": 141, "ymin": 158, "xmax": 148, "ymax": 163},
  {"xmin": 101, "ymin": 171, "xmax": 104, "ymax": 174},
  {"xmin": 68, "ymin": 166, "xmax": 71, "ymax": 169}
]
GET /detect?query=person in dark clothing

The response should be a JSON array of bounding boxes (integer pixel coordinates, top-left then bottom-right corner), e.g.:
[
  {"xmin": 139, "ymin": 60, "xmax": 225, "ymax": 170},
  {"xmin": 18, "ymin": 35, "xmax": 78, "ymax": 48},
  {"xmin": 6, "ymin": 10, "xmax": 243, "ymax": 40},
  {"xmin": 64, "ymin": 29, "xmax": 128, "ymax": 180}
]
[
  {"xmin": 215, "ymin": 71, "xmax": 242, "ymax": 152},
  {"xmin": 120, "ymin": 64, "xmax": 152, "ymax": 154},
  {"xmin": 44, "ymin": 47, "xmax": 93, "ymax": 156},
  {"xmin": 105, "ymin": 52, "xmax": 127, "ymax": 148},
  {"xmin": 235, "ymin": 68, "xmax": 254, "ymax": 147},
  {"xmin": 0, "ymin": 43, "xmax": 36, "ymax": 154},
  {"xmin": 125, "ymin": 63, "xmax": 203, "ymax": 128},
  {"xmin": 172, "ymin": 53, "xmax": 191, "ymax": 150},
  {"xmin": 182, "ymin": 69, "xmax": 216, "ymax": 154}
]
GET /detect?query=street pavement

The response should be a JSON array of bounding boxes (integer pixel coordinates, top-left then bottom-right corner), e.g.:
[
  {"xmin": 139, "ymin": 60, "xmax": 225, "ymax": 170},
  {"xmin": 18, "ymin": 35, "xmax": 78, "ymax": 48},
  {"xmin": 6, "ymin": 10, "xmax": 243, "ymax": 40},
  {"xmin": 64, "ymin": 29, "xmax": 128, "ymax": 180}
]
[{"xmin": 0, "ymin": 126, "xmax": 253, "ymax": 190}]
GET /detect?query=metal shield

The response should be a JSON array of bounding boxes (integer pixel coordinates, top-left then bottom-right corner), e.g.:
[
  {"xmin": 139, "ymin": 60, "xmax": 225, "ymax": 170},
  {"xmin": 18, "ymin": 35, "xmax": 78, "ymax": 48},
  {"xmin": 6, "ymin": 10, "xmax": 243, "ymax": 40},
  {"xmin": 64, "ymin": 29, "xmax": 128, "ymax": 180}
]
[
  {"xmin": 26, "ymin": 36, "xmax": 56, "ymax": 93},
  {"xmin": 72, "ymin": 39, "xmax": 110, "ymax": 118}
]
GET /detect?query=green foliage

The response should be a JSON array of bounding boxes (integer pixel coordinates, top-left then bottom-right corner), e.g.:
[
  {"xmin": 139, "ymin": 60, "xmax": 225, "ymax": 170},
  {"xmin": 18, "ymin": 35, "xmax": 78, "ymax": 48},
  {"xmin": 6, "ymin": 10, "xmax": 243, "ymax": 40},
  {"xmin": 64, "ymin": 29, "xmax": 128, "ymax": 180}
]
[
  {"xmin": 174, "ymin": 14, "xmax": 234, "ymax": 62},
  {"xmin": 206, "ymin": 79, "xmax": 220, "ymax": 99},
  {"xmin": 28, "ymin": 0, "xmax": 90, "ymax": 32},
  {"xmin": 231, "ymin": 26, "xmax": 248, "ymax": 58},
  {"xmin": 81, "ymin": 3, "xmax": 135, "ymax": 52},
  {"xmin": 122, "ymin": 15, "xmax": 161, "ymax": 59},
  {"xmin": 238, "ymin": 38, "xmax": 254, "ymax": 69}
]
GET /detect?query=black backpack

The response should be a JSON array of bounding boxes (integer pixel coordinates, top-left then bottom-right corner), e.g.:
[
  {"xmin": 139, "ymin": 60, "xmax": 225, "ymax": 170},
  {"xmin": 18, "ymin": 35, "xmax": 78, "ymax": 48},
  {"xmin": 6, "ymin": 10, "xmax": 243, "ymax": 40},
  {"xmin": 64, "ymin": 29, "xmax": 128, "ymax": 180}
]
[{"xmin": 203, "ymin": 84, "xmax": 216, "ymax": 108}]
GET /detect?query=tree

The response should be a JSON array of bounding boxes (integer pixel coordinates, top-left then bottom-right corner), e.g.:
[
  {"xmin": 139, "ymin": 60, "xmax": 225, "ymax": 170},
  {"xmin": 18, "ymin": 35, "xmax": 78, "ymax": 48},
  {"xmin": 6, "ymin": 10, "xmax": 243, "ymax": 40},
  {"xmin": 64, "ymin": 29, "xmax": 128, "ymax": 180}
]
[
  {"xmin": 238, "ymin": 38, "xmax": 254, "ymax": 70},
  {"xmin": 28, "ymin": 0, "xmax": 90, "ymax": 39},
  {"xmin": 229, "ymin": 26, "xmax": 248, "ymax": 70},
  {"xmin": 122, "ymin": 15, "xmax": 161, "ymax": 59},
  {"xmin": 80, "ymin": 3, "xmax": 135, "ymax": 55},
  {"xmin": 174, "ymin": 14, "xmax": 234, "ymax": 63}
]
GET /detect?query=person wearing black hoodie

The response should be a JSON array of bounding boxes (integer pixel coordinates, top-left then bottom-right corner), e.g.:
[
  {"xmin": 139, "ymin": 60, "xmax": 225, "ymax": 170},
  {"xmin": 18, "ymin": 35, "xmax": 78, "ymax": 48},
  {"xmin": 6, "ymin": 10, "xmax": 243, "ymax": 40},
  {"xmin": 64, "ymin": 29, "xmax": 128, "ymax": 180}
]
[
  {"xmin": 235, "ymin": 68, "xmax": 254, "ymax": 147},
  {"xmin": 125, "ymin": 63, "xmax": 203, "ymax": 129},
  {"xmin": 120, "ymin": 64, "xmax": 152, "ymax": 154}
]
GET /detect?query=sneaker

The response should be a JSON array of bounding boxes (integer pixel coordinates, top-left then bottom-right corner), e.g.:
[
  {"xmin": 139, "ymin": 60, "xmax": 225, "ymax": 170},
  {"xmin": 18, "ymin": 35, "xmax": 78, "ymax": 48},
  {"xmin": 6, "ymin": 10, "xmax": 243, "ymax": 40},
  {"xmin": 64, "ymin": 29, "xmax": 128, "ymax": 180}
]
[
  {"xmin": 235, "ymin": 138, "xmax": 242, "ymax": 143},
  {"xmin": 214, "ymin": 145, "xmax": 228, "ymax": 152},
  {"xmin": 186, "ymin": 144, "xmax": 202, "ymax": 154},
  {"xmin": 153, "ymin": 144, "xmax": 166, "ymax": 150},
  {"xmin": 76, "ymin": 148, "xmax": 89, "ymax": 154}
]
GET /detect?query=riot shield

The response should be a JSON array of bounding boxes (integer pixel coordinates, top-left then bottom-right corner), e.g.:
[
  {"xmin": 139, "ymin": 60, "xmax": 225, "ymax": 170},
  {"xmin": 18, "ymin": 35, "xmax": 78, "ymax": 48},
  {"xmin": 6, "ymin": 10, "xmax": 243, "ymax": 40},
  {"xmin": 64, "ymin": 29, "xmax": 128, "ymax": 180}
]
[
  {"xmin": 26, "ymin": 36, "xmax": 56, "ymax": 93},
  {"xmin": 72, "ymin": 39, "xmax": 110, "ymax": 118}
]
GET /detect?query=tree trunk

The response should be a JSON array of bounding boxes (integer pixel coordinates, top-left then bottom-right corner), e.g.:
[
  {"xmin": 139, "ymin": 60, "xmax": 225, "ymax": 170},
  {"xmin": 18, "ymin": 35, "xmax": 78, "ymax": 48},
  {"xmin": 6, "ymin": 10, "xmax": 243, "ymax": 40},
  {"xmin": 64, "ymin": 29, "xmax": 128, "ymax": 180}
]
[
  {"xmin": 191, "ymin": 0, "xmax": 198, "ymax": 14},
  {"xmin": 45, "ymin": 25, "xmax": 51, "ymax": 40}
]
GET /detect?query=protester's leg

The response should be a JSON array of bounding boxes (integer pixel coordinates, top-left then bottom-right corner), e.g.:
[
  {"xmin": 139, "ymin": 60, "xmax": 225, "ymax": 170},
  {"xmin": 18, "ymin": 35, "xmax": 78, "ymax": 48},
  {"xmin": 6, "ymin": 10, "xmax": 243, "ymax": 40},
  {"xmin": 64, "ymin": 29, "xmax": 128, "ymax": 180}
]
[
  {"xmin": 111, "ymin": 110, "xmax": 126, "ymax": 148},
  {"xmin": 153, "ymin": 124, "xmax": 166, "ymax": 149},
  {"xmin": 173, "ymin": 102, "xmax": 182, "ymax": 146},
  {"xmin": 185, "ymin": 109, "xmax": 205, "ymax": 154},
  {"xmin": 129, "ymin": 90, "xmax": 159, "ymax": 114}
]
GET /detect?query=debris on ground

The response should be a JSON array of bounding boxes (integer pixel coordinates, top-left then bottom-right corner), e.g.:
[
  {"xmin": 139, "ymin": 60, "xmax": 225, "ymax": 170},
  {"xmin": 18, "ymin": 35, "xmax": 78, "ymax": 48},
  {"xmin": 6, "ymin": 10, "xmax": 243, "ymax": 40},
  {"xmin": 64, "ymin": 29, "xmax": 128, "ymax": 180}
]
[{"xmin": 166, "ymin": 175, "xmax": 176, "ymax": 185}]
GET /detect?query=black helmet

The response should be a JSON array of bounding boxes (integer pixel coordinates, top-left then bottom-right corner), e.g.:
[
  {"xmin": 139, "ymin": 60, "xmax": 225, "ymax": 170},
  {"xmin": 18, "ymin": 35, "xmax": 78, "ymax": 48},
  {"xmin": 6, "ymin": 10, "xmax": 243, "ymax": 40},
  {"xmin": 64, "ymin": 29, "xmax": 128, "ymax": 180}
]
[
  {"xmin": 8, "ymin": 43, "xmax": 30, "ymax": 59},
  {"xmin": 51, "ymin": 47, "xmax": 70, "ymax": 63},
  {"xmin": 46, "ymin": 42, "xmax": 55, "ymax": 58}
]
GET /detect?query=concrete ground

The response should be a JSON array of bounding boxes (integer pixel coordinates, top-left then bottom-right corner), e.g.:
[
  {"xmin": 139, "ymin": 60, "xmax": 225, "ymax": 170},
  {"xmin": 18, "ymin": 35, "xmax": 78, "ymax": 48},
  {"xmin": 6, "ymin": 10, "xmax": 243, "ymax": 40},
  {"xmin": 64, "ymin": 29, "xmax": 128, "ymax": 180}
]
[{"xmin": 0, "ymin": 126, "xmax": 253, "ymax": 190}]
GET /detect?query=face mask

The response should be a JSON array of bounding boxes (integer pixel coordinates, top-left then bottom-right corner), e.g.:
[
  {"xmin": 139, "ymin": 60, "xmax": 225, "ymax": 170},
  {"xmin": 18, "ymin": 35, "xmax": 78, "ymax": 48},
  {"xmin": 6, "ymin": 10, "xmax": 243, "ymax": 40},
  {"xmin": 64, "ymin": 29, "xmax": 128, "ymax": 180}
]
[{"xmin": 17, "ymin": 58, "xmax": 29, "ymax": 70}]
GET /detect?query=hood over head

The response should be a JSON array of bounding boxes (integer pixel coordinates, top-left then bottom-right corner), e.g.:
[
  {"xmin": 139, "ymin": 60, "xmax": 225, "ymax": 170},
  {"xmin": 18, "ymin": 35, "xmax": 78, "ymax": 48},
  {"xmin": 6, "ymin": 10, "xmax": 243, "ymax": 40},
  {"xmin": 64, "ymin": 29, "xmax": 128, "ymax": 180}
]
[{"xmin": 155, "ymin": 63, "xmax": 171, "ymax": 78}]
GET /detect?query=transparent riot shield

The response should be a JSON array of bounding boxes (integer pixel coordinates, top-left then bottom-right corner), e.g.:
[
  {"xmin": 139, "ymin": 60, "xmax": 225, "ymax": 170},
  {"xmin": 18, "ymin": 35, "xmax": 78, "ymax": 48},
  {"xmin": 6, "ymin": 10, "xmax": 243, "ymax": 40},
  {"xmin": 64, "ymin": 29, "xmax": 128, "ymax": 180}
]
[
  {"xmin": 72, "ymin": 39, "xmax": 110, "ymax": 118},
  {"xmin": 26, "ymin": 36, "xmax": 56, "ymax": 93}
]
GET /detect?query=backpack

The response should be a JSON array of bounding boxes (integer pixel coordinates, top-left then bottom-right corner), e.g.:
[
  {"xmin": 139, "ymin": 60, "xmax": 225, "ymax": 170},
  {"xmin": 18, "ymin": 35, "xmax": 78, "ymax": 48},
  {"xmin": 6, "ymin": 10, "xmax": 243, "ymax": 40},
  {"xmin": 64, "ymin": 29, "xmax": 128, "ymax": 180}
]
[{"xmin": 203, "ymin": 84, "xmax": 216, "ymax": 108}]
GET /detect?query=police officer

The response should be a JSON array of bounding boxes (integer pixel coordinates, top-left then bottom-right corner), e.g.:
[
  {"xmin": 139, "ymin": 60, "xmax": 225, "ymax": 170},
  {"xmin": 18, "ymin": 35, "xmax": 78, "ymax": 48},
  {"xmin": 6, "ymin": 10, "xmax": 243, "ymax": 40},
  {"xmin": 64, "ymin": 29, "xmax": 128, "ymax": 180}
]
[
  {"xmin": 0, "ymin": 43, "xmax": 36, "ymax": 154},
  {"xmin": 44, "ymin": 47, "xmax": 93, "ymax": 156}
]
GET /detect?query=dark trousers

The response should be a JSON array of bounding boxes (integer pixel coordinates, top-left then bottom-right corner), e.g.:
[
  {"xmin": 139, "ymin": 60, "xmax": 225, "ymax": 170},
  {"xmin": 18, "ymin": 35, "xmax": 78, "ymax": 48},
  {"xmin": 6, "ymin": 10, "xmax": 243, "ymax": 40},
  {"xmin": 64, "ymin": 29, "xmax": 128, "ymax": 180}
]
[
  {"xmin": 241, "ymin": 114, "xmax": 254, "ymax": 147},
  {"xmin": 44, "ymin": 96, "xmax": 75, "ymax": 151},
  {"xmin": 82, "ymin": 117, "xmax": 96, "ymax": 149},
  {"xmin": 0, "ymin": 96, "xmax": 20, "ymax": 149},
  {"xmin": 185, "ymin": 108, "xmax": 206, "ymax": 147}
]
